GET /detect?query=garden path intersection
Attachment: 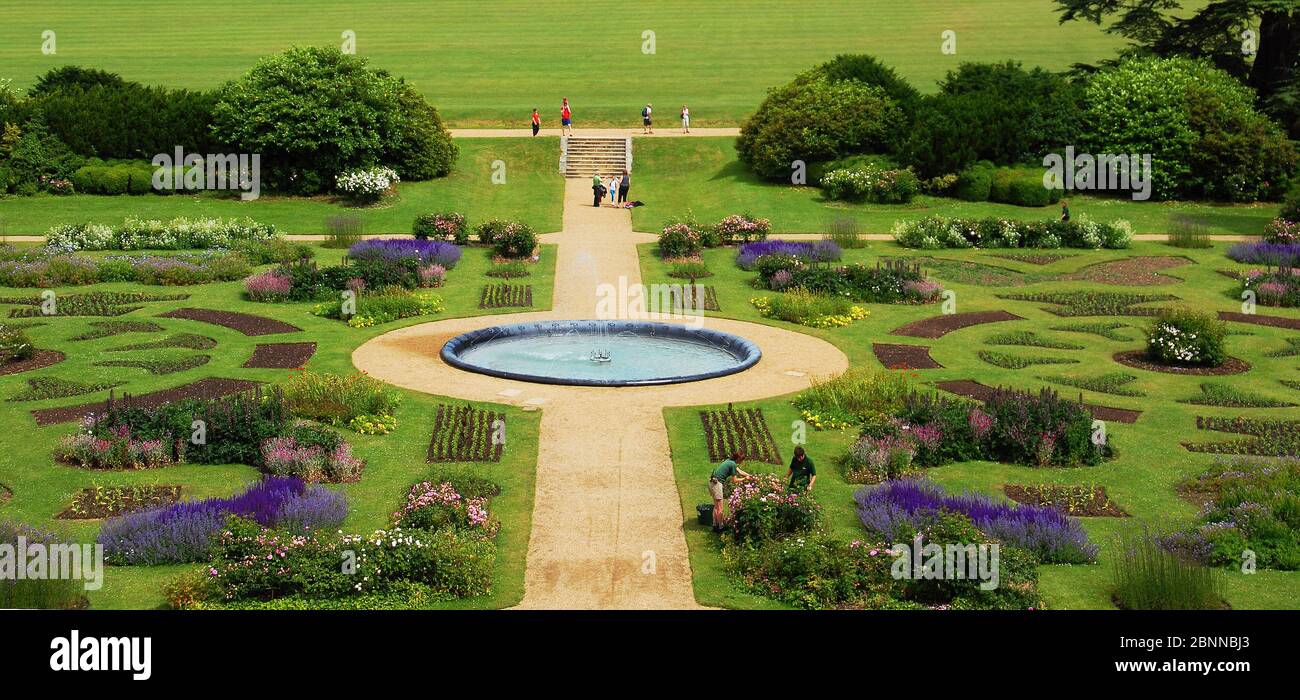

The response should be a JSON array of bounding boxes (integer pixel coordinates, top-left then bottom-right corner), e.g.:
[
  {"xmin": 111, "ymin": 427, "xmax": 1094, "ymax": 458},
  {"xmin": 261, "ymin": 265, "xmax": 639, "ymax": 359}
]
[{"xmin": 354, "ymin": 177, "xmax": 847, "ymax": 609}]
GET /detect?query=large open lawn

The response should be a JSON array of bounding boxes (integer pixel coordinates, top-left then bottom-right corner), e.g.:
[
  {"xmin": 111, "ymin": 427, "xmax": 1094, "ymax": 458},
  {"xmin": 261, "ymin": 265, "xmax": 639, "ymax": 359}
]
[
  {"xmin": 629, "ymin": 137, "xmax": 1281, "ymax": 235},
  {"xmin": 640, "ymin": 240, "xmax": 1300, "ymax": 609},
  {"xmin": 0, "ymin": 0, "xmax": 1123, "ymax": 126},
  {"xmin": 0, "ymin": 138, "xmax": 564, "ymax": 236}
]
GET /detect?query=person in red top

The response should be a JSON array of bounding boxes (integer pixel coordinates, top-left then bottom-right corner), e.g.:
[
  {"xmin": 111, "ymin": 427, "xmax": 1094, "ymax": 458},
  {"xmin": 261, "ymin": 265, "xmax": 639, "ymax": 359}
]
[
  {"xmin": 531, "ymin": 108, "xmax": 541, "ymax": 136},
  {"xmin": 561, "ymin": 98, "xmax": 573, "ymax": 136}
]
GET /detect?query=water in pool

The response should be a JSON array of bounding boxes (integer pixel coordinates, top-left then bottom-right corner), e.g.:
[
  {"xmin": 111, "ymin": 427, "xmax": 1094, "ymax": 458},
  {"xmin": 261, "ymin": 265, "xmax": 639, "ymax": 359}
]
[{"xmin": 456, "ymin": 333, "xmax": 742, "ymax": 384}]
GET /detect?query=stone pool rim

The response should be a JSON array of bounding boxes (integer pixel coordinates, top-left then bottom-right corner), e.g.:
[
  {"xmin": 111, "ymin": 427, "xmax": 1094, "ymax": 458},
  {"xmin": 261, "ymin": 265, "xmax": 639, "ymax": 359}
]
[{"xmin": 440, "ymin": 319, "xmax": 762, "ymax": 387}]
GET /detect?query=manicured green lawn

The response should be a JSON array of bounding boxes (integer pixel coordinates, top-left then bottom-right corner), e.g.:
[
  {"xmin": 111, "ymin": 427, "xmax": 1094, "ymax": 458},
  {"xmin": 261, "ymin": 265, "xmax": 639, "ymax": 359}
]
[
  {"xmin": 0, "ymin": 242, "xmax": 556, "ymax": 609},
  {"xmin": 642, "ymin": 240, "xmax": 1300, "ymax": 609},
  {"xmin": 0, "ymin": 1, "xmax": 1122, "ymax": 127},
  {"xmin": 0, "ymin": 139, "xmax": 564, "ymax": 236},
  {"xmin": 630, "ymin": 138, "xmax": 1281, "ymax": 236}
]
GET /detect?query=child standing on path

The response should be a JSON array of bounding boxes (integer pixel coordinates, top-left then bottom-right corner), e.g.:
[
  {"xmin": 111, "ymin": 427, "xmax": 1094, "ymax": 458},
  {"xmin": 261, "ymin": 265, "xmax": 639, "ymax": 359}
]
[
  {"xmin": 607, "ymin": 174, "xmax": 621, "ymax": 207},
  {"xmin": 531, "ymin": 108, "xmax": 541, "ymax": 136},
  {"xmin": 561, "ymin": 99, "xmax": 573, "ymax": 136},
  {"xmin": 680, "ymin": 105, "xmax": 690, "ymax": 133},
  {"xmin": 642, "ymin": 103, "xmax": 653, "ymax": 134}
]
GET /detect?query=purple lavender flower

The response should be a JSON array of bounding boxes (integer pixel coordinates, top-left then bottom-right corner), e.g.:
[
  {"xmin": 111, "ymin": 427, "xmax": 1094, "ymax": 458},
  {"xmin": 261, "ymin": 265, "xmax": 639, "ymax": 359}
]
[
  {"xmin": 854, "ymin": 478, "xmax": 1098, "ymax": 563},
  {"xmin": 348, "ymin": 239, "xmax": 462, "ymax": 269},
  {"xmin": 1226, "ymin": 242, "xmax": 1300, "ymax": 268}
]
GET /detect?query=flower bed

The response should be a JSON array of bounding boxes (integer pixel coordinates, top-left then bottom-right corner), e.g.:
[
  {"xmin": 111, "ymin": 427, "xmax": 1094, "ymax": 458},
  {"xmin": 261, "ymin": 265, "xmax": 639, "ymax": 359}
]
[
  {"xmin": 892, "ymin": 215, "xmax": 1132, "ymax": 250},
  {"xmin": 1239, "ymin": 268, "xmax": 1300, "ymax": 307},
  {"xmin": 5, "ymin": 291, "xmax": 190, "ymax": 318},
  {"xmin": 821, "ymin": 164, "xmax": 919, "ymax": 203},
  {"xmin": 750, "ymin": 291, "xmax": 870, "ymax": 328},
  {"xmin": 754, "ymin": 256, "xmax": 941, "ymax": 304},
  {"xmin": 855, "ymin": 479, "xmax": 1098, "ymax": 563},
  {"xmin": 997, "ymin": 291, "xmax": 1177, "ymax": 317},
  {"xmin": 312, "ymin": 288, "xmax": 444, "ymax": 327},
  {"xmin": 392, "ymin": 480, "xmax": 498, "ymax": 536},
  {"xmin": 1162, "ymin": 457, "xmax": 1300, "ymax": 570},
  {"xmin": 348, "ymin": 238, "xmax": 462, "ymax": 270},
  {"xmin": 479, "ymin": 283, "xmax": 532, "ymax": 308},
  {"xmin": 9, "ymin": 376, "xmax": 124, "ymax": 402},
  {"xmin": 1039, "ymin": 372, "xmax": 1145, "ymax": 397},
  {"xmin": 1184, "ymin": 416, "xmax": 1300, "ymax": 458},
  {"xmin": 735, "ymin": 239, "xmax": 841, "ymax": 270},
  {"xmin": 1003, "ymin": 484, "xmax": 1126, "ymax": 517},
  {"xmin": 281, "ymin": 370, "xmax": 402, "ymax": 434},
  {"xmin": 1, "ymin": 323, "xmax": 35, "ymax": 366},
  {"xmin": 0, "ymin": 249, "xmax": 251, "ymax": 287},
  {"xmin": 413, "ymin": 212, "xmax": 468, "ymax": 243},
  {"xmin": 336, "ymin": 166, "xmax": 399, "ymax": 204},
  {"xmin": 1226, "ymin": 241, "xmax": 1300, "ymax": 267},
  {"xmin": 0, "ymin": 521, "xmax": 88, "ymax": 609},
  {"xmin": 712, "ymin": 213, "xmax": 771, "ymax": 243},
  {"xmin": 43, "ymin": 217, "xmax": 276, "ymax": 252},
  {"xmin": 58, "ymin": 485, "xmax": 183, "ymax": 519},
  {"xmin": 60, "ymin": 388, "xmax": 364, "ymax": 481},
  {"xmin": 97, "ymin": 476, "xmax": 347, "ymax": 565}
]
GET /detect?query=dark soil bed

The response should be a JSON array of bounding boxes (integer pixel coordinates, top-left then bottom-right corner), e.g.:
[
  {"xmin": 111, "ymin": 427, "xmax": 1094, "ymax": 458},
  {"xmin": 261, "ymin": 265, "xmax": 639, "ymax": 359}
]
[
  {"xmin": 890, "ymin": 311, "xmax": 1023, "ymax": 339},
  {"xmin": 872, "ymin": 343, "xmax": 943, "ymax": 369},
  {"xmin": 935, "ymin": 379, "xmax": 1141, "ymax": 424},
  {"xmin": 1058, "ymin": 256, "xmax": 1192, "ymax": 286},
  {"xmin": 243, "ymin": 342, "xmax": 318, "ymax": 369},
  {"xmin": 159, "ymin": 308, "xmax": 302, "ymax": 336},
  {"xmin": 0, "ymin": 349, "xmax": 66, "ymax": 376},
  {"xmin": 57, "ymin": 485, "xmax": 183, "ymax": 519},
  {"xmin": 1218, "ymin": 311, "xmax": 1300, "ymax": 331},
  {"xmin": 1113, "ymin": 350, "xmax": 1250, "ymax": 376},
  {"xmin": 1004, "ymin": 484, "xmax": 1127, "ymax": 517},
  {"xmin": 32, "ymin": 377, "xmax": 262, "ymax": 426}
]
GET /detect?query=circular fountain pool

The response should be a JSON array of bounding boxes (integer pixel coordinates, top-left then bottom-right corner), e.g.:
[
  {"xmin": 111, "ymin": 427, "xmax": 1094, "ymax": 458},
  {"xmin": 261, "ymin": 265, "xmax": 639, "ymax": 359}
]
[{"xmin": 440, "ymin": 320, "xmax": 761, "ymax": 386}]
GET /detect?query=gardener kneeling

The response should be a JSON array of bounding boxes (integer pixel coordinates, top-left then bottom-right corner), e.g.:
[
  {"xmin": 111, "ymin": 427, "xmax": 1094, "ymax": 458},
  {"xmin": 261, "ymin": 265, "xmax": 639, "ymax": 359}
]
[
  {"xmin": 709, "ymin": 451, "xmax": 750, "ymax": 533},
  {"xmin": 786, "ymin": 446, "xmax": 816, "ymax": 493}
]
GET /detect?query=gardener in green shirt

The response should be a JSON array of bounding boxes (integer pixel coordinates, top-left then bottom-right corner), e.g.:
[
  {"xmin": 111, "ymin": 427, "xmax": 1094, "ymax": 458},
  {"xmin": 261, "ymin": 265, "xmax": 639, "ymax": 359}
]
[
  {"xmin": 708, "ymin": 451, "xmax": 750, "ymax": 533},
  {"xmin": 786, "ymin": 446, "xmax": 816, "ymax": 493}
]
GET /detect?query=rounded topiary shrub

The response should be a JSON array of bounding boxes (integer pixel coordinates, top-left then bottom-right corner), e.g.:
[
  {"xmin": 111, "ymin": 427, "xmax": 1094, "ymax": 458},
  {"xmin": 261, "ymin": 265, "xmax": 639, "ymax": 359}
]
[
  {"xmin": 954, "ymin": 163, "xmax": 993, "ymax": 202},
  {"xmin": 737, "ymin": 68, "xmax": 905, "ymax": 180},
  {"xmin": 1146, "ymin": 309, "xmax": 1227, "ymax": 367},
  {"xmin": 211, "ymin": 46, "xmax": 456, "ymax": 195},
  {"xmin": 1085, "ymin": 57, "xmax": 1297, "ymax": 202}
]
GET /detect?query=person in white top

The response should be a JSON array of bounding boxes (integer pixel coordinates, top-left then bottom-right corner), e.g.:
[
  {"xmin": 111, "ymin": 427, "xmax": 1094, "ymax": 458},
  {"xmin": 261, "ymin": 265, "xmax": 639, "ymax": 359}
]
[
  {"xmin": 607, "ymin": 174, "xmax": 621, "ymax": 207},
  {"xmin": 681, "ymin": 105, "xmax": 690, "ymax": 133}
]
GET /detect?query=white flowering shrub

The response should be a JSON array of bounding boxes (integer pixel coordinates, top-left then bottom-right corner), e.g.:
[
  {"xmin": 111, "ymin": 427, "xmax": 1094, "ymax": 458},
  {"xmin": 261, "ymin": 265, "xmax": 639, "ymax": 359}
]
[
  {"xmin": 336, "ymin": 167, "xmax": 400, "ymax": 203},
  {"xmin": 42, "ymin": 217, "xmax": 276, "ymax": 251}
]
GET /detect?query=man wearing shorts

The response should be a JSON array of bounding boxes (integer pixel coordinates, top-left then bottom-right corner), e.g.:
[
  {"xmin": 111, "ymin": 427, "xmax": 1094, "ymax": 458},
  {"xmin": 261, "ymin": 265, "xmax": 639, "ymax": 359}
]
[
  {"xmin": 642, "ymin": 103, "xmax": 653, "ymax": 134},
  {"xmin": 708, "ymin": 451, "xmax": 750, "ymax": 532},
  {"xmin": 561, "ymin": 99, "xmax": 573, "ymax": 136}
]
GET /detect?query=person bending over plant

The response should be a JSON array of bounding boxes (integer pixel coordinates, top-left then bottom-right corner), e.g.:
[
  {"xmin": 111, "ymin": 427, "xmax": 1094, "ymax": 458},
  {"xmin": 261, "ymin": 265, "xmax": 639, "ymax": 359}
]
[{"xmin": 709, "ymin": 451, "xmax": 751, "ymax": 533}]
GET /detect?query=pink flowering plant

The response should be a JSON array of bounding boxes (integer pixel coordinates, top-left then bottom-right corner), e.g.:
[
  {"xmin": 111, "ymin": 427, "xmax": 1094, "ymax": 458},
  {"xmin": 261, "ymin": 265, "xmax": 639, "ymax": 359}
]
[
  {"xmin": 55, "ymin": 422, "xmax": 174, "ymax": 470},
  {"xmin": 243, "ymin": 269, "xmax": 292, "ymax": 301},
  {"xmin": 391, "ymin": 480, "xmax": 498, "ymax": 537},
  {"xmin": 727, "ymin": 473, "xmax": 822, "ymax": 543},
  {"xmin": 712, "ymin": 213, "xmax": 771, "ymax": 243}
]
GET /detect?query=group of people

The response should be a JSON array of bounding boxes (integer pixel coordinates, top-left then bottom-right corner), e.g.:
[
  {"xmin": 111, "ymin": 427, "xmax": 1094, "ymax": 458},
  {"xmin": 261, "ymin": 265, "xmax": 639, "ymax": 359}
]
[
  {"xmin": 530, "ymin": 98, "xmax": 692, "ymax": 135},
  {"xmin": 592, "ymin": 171, "xmax": 631, "ymax": 207},
  {"xmin": 707, "ymin": 446, "xmax": 816, "ymax": 533}
]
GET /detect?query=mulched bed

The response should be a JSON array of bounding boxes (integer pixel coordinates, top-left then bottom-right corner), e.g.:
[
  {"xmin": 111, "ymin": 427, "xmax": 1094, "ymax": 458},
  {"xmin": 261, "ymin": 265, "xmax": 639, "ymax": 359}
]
[
  {"xmin": 699, "ymin": 404, "xmax": 782, "ymax": 464},
  {"xmin": 0, "ymin": 349, "xmax": 66, "ymax": 376},
  {"xmin": 57, "ymin": 485, "xmax": 183, "ymax": 520},
  {"xmin": 1218, "ymin": 311, "xmax": 1300, "ymax": 331},
  {"xmin": 427, "ymin": 404, "xmax": 505, "ymax": 463},
  {"xmin": 890, "ymin": 310, "xmax": 1023, "ymax": 339},
  {"xmin": 31, "ymin": 377, "xmax": 262, "ymax": 426},
  {"xmin": 159, "ymin": 307, "xmax": 301, "ymax": 336},
  {"xmin": 872, "ymin": 343, "xmax": 943, "ymax": 369},
  {"xmin": 1057, "ymin": 256, "xmax": 1193, "ymax": 286},
  {"xmin": 242, "ymin": 342, "xmax": 318, "ymax": 369},
  {"xmin": 1113, "ymin": 350, "xmax": 1250, "ymax": 376},
  {"xmin": 1004, "ymin": 484, "xmax": 1127, "ymax": 517},
  {"xmin": 935, "ymin": 379, "xmax": 1141, "ymax": 424}
]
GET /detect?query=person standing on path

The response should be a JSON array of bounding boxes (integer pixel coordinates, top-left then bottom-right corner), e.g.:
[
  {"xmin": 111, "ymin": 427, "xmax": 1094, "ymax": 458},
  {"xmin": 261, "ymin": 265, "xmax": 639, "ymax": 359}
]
[
  {"xmin": 531, "ymin": 108, "xmax": 541, "ymax": 136},
  {"xmin": 641, "ymin": 103, "xmax": 653, "ymax": 134},
  {"xmin": 680, "ymin": 105, "xmax": 690, "ymax": 133},
  {"xmin": 561, "ymin": 98, "xmax": 573, "ymax": 136},
  {"xmin": 618, "ymin": 169, "xmax": 630, "ymax": 204},
  {"xmin": 592, "ymin": 173, "xmax": 604, "ymax": 207},
  {"xmin": 709, "ymin": 451, "xmax": 751, "ymax": 532},
  {"xmin": 607, "ymin": 173, "xmax": 621, "ymax": 208},
  {"xmin": 785, "ymin": 446, "xmax": 816, "ymax": 493}
]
